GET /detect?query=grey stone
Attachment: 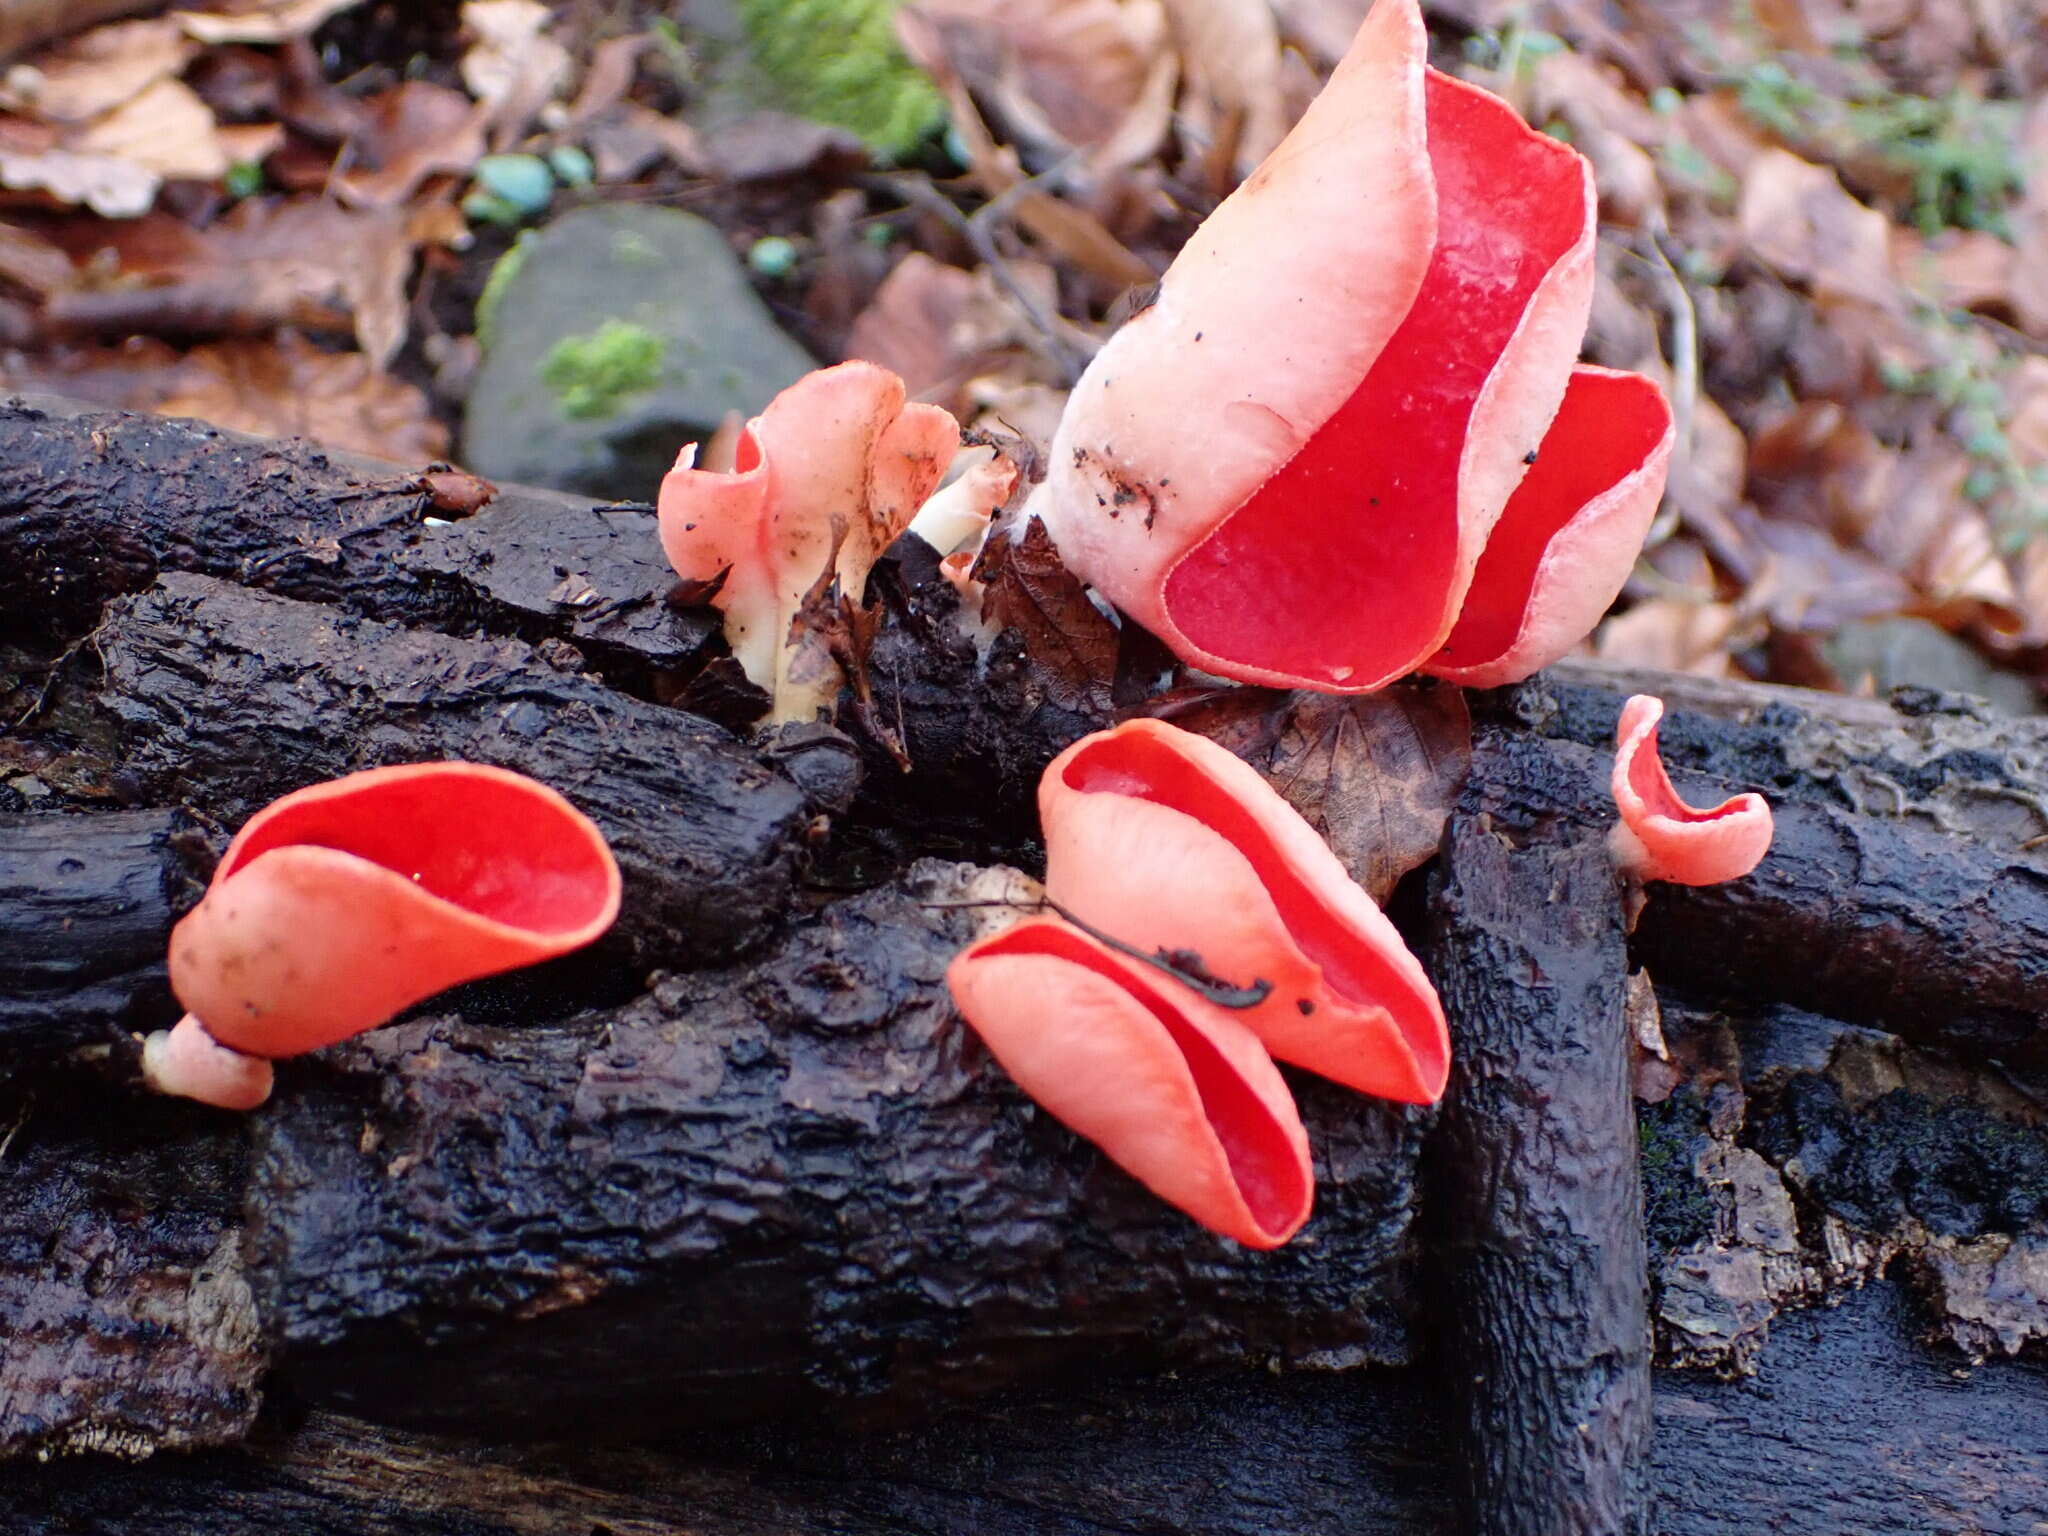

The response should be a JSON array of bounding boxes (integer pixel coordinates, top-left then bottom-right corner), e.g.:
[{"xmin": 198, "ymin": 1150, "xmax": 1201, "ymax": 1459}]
[
  {"xmin": 462, "ymin": 204, "xmax": 814, "ymax": 500},
  {"xmin": 1823, "ymin": 616, "xmax": 2040, "ymax": 716}
]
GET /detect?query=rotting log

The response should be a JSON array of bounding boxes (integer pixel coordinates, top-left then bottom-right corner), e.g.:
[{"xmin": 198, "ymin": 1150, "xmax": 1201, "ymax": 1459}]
[
  {"xmin": 30, "ymin": 571, "xmax": 811, "ymax": 986},
  {"xmin": 0, "ymin": 1074, "xmax": 263, "ymax": 1462},
  {"xmin": 0, "ymin": 806, "xmax": 213, "ymax": 1062},
  {"xmin": 1422, "ymin": 772, "xmax": 1652, "ymax": 1535},
  {"xmin": 0, "ymin": 395, "xmax": 714, "ymax": 684},
  {"xmin": 5, "ymin": 400, "xmax": 2048, "ymax": 1517},
  {"xmin": 240, "ymin": 868, "xmax": 1425, "ymax": 1437},
  {"xmin": 1462, "ymin": 706, "xmax": 2048, "ymax": 1075},
  {"xmin": 4, "ymin": 1285, "xmax": 2046, "ymax": 1536}
]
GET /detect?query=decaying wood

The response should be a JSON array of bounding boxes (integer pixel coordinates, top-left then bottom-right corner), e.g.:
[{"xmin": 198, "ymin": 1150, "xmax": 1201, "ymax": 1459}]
[
  {"xmin": 0, "ymin": 396, "xmax": 713, "ymax": 684},
  {"xmin": 5, "ymin": 1284, "xmax": 2046, "ymax": 1536},
  {"xmin": 5, "ymin": 399, "xmax": 2048, "ymax": 1525},
  {"xmin": 0, "ymin": 806, "xmax": 212, "ymax": 1060},
  {"xmin": 1424, "ymin": 777, "xmax": 1651, "ymax": 1536},
  {"xmin": 33, "ymin": 571, "xmax": 811, "ymax": 983},
  {"xmin": 1467, "ymin": 695, "xmax": 2048, "ymax": 1073},
  {"xmin": 0, "ymin": 1074, "xmax": 263, "ymax": 1462},
  {"xmin": 241, "ymin": 869, "xmax": 1424, "ymax": 1436}
]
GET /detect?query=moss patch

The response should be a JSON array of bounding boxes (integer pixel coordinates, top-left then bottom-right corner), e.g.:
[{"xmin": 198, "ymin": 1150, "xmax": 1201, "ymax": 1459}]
[
  {"xmin": 735, "ymin": 0, "xmax": 945, "ymax": 160},
  {"xmin": 1640, "ymin": 1089, "xmax": 1720, "ymax": 1257},
  {"xmin": 540, "ymin": 320, "xmax": 666, "ymax": 421}
]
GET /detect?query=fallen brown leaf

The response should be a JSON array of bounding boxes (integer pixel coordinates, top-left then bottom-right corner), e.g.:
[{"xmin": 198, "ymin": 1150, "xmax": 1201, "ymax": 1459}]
[
  {"xmin": 155, "ymin": 331, "xmax": 447, "ymax": 461},
  {"xmin": 69, "ymin": 76, "xmax": 231, "ymax": 181},
  {"xmin": 333, "ymin": 81, "xmax": 486, "ymax": 210},
  {"xmin": 0, "ymin": 17, "xmax": 193, "ymax": 124},
  {"xmin": 1596, "ymin": 598, "xmax": 1745, "ymax": 677},
  {"xmin": 459, "ymin": 0, "xmax": 571, "ymax": 149},
  {"xmin": 976, "ymin": 517, "xmax": 1119, "ymax": 713},
  {"xmin": 44, "ymin": 197, "xmax": 416, "ymax": 365},
  {"xmin": 1738, "ymin": 147, "xmax": 1899, "ymax": 311},
  {"xmin": 1261, "ymin": 684, "xmax": 1472, "ymax": 904},
  {"xmin": 1160, "ymin": 0, "xmax": 1286, "ymax": 173},
  {"xmin": 0, "ymin": 144, "xmax": 156, "ymax": 216},
  {"xmin": 176, "ymin": 0, "xmax": 367, "ymax": 46},
  {"xmin": 2012, "ymin": 97, "xmax": 2048, "ymax": 338}
]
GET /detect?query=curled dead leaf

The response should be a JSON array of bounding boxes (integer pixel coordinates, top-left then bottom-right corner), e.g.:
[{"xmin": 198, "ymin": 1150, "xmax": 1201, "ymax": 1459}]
[
  {"xmin": 1261, "ymin": 685, "xmax": 1473, "ymax": 904},
  {"xmin": 976, "ymin": 517, "xmax": 1119, "ymax": 714}
]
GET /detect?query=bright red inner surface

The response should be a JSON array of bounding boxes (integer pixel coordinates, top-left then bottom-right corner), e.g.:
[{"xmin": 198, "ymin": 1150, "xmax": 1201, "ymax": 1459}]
[
  {"xmin": 1065, "ymin": 734, "xmax": 1443, "ymax": 1085},
  {"xmin": 980, "ymin": 921, "xmax": 1305, "ymax": 1237},
  {"xmin": 1162, "ymin": 73, "xmax": 1584, "ymax": 685},
  {"xmin": 1626, "ymin": 721, "xmax": 1742, "ymax": 826},
  {"xmin": 224, "ymin": 770, "xmax": 611, "ymax": 934},
  {"xmin": 1432, "ymin": 369, "xmax": 1668, "ymax": 667}
]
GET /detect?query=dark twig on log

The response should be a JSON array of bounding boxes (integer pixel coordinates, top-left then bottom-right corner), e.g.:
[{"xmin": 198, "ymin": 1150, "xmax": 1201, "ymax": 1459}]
[
  {"xmin": 239, "ymin": 871, "xmax": 1425, "ymax": 1437},
  {"xmin": 1423, "ymin": 762, "xmax": 1652, "ymax": 1536}
]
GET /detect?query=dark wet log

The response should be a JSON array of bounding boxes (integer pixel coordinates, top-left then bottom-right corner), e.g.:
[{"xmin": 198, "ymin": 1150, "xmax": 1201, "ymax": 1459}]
[
  {"xmin": 1422, "ymin": 771, "xmax": 1651, "ymax": 1536},
  {"xmin": 7, "ymin": 1285, "xmax": 2046, "ymax": 1535},
  {"xmin": 243, "ymin": 872, "xmax": 1426, "ymax": 1437},
  {"xmin": 0, "ymin": 806, "xmax": 212, "ymax": 1061},
  {"xmin": 33, "ymin": 571, "xmax": 808, "ymax": 982},
  {"xmin": 1539, "ymin": 659, "xmax": 2048, "ymax": 856},
  {"xmin": 0, "ymin": 1075, "xmax": 264, "ymax": 1461},
  {"xmin": 0, "ymin": 396, "xmax": 712, "ymax": 683},
  {"xmin": 1463, "ymin": 719, "xmax": 2048, "ymax": 1075}
]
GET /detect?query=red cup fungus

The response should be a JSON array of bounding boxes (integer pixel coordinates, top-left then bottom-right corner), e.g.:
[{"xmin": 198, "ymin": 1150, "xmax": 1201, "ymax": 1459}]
[
  {"xmin": 1040, "ymin": 720, "xmax": 1449, "ymax": 1105},
  {"xmin": 1609, "ymin": 694, "xmax": 1774, "ymax": 886},
  {"xmin": 142, "ymin": 761, "xmax": 622, "ymax": 1110},
  {"xmin": 947, "ymin": 915, "xmax": 1314, "ymax": 1250},
  {"xmin": 658, "ymin": 360, "xmax": 960, "ymax": 723},
  {"xmin": 1027, "ymin": 0, "xmax": 1673, "ymax": 693}
]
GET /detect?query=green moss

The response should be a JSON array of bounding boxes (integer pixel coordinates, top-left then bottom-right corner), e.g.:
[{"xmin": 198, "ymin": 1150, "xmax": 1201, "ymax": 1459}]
[
  {"xmin": 540, "ymin": 320, "xmax": 666, "ymax": 421},
  {"xmin": 1639, "ymin": 1089, "xmax": 1719, "ymax": 1257},
  {"xmin": 474, "ymin": 232, "xmax": 536, "ymax": 351},
  {"xmin": 734, "ymin": 0, "xmax": 945, "ymax": 160}
]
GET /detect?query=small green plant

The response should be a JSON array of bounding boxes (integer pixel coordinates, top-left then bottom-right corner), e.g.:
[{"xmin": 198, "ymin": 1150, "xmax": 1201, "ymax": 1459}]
[
  {"xmin": 541, "ymin": 320, "xmax": 666, "ymax": 421},
  {"xmin": 734, "ymin": 0, "xmax": 946, "ymax": 160},
  {"xmin": 1718, "ymin": 46, "xmax": 2022, "ymax": 235},
  {"xmin": 1881, "ymin": 306, "xmax": 2048, "ymax": 546}
]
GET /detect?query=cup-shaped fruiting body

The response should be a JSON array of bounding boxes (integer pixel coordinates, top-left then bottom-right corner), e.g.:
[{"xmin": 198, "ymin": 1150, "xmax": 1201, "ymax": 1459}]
[
  {"xmin": 1028, "ymin": 0, "xmax": 1671, "ymax": 694},
  {"xmin": 948, "ymin": 916, "xmax": 1313, "ymax": 1249},
  {"xmin": 144, "ymin": 762, "xmax": 622, "ymax": 1109},
  {"xmin": 1609, "ymin": 695, "xmax": 1774, "ymax": 886},
  {"xmin": 659, "ymin": 360, "xmax": 960, "ymax": 723},
  {"xmin": 1040, "ymin": 719, "xmax": 1450, "ymax": 1104}
]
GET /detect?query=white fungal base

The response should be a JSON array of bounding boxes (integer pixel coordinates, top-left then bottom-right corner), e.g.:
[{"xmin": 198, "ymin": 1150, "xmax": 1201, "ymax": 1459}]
[{"xmin": 141, "ymin": 1014, "xmax": 274, "ymax": 1111}]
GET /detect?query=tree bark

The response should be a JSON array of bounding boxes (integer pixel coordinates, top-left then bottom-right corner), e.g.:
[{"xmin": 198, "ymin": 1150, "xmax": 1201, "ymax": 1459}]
[
  {"xmin": 5, "ymin": 399, "xmax": 2048, "ymax": 1525},
  {"xmin": 4, "ymin": 1284, "xmax": 2045, "ymax": 1536},
  {"xmin": 238, "ymin": 870, "xmax": 1424, "ymax": 1438},
  {"xmin": 0, "ymin": 807, "xmax": 212, "ymax": 1062},
  {"xmin": 1424, "ymin": 767, "xmax": 1652, "ymax": 1536}
]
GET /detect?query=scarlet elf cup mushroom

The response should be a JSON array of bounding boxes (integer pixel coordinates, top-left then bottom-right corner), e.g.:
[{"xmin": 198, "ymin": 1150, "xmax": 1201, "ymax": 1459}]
[
  {"xmin": 1026, "ymin": 0, "xmax": 1674, "ymax": 693},
  {"xmin": 1609, "ymin": 695, "xmax": 1775, "ymax": 886},
  {"xmin": 142, "ymin": 762, "xmax": 621, "ymax": 1111},
  {"xmin": 657, "ymin": 360, "xmax": 963, "ymax": 723}
]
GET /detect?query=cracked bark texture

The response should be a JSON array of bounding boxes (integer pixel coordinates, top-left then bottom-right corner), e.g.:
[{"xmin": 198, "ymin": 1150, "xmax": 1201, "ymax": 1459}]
[
  {"xmin": 6, "ymin": 1285, "xmax": 2047, "ymax": 1535},
  {"xmin": 242, "ymin": 870, "xmax": 1426, "ymax": 1437},
  {"xmin": 1423, "ymin": 751, "xmax": 1652, "ymax": 1536}
]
